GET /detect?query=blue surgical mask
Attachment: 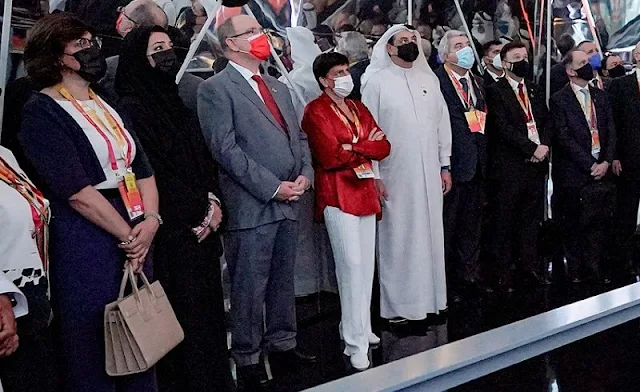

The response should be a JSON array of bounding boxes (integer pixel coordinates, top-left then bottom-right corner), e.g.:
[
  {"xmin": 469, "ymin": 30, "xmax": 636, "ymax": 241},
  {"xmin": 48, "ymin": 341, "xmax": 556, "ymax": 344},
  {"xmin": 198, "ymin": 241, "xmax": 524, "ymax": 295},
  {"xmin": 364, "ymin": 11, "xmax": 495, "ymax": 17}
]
[
  {"xmin": 589, "ymin": 53, "xmax": 602, "ymax": 70},
  {"xmin": 456, "ymin": 46, "xmax": 475, "ymax": 70}
]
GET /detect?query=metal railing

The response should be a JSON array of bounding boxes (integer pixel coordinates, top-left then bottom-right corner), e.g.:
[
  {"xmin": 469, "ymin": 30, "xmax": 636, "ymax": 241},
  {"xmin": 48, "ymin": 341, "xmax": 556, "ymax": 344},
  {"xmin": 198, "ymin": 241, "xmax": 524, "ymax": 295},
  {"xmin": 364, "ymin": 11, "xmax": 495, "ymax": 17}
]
[{"xmin": 306, "ymin": 282, "xmax": 640, "ymax": 392}]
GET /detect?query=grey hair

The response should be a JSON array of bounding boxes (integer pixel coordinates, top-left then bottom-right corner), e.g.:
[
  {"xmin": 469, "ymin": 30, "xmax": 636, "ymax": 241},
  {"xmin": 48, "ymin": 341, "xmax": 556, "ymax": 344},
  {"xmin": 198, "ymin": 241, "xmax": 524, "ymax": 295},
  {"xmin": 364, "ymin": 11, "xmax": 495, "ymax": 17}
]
[
  {"xmin": 217, "ymin": 17, "xmax": 237, "ymax": 52},
  {"xmin": 437, "ymin": 29, "xmax": 466, "ymax": 63},
  {"xmin": 336, "ymin": 31, "xmax": 369, "ymax": 61},
  {"xmin": 129, "ymin": 0, "xmax": 168, "ymax": 28}
]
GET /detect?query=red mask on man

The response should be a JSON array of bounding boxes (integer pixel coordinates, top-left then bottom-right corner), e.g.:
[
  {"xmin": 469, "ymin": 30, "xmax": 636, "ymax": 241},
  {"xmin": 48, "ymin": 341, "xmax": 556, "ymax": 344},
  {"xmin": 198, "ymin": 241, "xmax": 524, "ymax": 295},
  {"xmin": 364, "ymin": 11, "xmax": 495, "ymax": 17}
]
[{"xmin": 245, "ymin": 33, "xmax": 271, "ymax": 61}]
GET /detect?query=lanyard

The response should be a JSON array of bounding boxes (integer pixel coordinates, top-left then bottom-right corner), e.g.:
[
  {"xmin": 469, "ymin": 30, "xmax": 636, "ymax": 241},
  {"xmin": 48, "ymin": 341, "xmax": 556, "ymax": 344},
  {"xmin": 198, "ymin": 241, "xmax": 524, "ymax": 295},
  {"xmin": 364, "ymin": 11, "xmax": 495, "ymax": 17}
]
[
  {"xmin": 575, "ymin": 89, "xmax": 597, "ymax": 130},
  {"xmin": 514, "ymin": 82, "xmax": 533, "ymax": 122},
  {"xmin": 331, "ymin": 100, "xmax": 363, "ymax": 143},
  {"xmin": 445, "ymin": 66, "xmax": 474, "ymax": 110},
  {"xmin": 0, "ymin": 156, "xmax": 50, "ymax": 271},
  {"xmin": 56, "ymin": 85, "xmax": 132, "ymax": 171}
]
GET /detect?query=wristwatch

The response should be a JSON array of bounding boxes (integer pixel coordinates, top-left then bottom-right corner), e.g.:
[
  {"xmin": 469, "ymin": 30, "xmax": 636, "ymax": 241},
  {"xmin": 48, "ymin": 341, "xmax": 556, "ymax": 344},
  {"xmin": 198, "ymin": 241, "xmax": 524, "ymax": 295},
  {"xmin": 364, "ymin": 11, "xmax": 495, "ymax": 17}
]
[
  {"xmin": 441, "ymin": 166, "xmax": 451, "ymax": 173},
  {"xmin": 4, "ymin": 294, "xmax": 17, "ymax": 308},
  {"xmin": 144, "ymin": 212, "xmax": 163, "ymax": 225}
]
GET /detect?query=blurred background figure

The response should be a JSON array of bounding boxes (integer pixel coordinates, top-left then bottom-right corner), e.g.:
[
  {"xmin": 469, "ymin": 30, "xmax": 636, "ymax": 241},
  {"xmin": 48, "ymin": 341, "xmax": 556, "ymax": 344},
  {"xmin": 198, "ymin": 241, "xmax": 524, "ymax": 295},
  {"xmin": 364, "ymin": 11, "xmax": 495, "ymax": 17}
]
[
  {"xmin": 336, "ymin": 31, "xmax": 370, "ymax": 101},
  {"xmin": 600, "ymin": 52, "xmax": 625, "ymax": 81}
]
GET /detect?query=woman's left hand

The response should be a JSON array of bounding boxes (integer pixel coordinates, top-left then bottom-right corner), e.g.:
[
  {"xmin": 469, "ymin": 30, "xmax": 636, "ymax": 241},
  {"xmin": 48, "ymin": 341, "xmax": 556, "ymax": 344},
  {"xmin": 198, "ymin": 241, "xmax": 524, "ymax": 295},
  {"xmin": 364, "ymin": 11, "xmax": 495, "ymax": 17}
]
[{"xmin": 120, "ymin": 219, "xmax": 159, "ymax": 261}]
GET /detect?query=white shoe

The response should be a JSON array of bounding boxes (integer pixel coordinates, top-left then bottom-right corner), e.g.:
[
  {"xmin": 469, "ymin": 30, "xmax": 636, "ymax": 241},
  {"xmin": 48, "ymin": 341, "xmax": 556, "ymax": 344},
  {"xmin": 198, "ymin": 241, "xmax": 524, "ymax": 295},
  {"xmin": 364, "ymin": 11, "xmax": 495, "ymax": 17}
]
[
  {"xmin": 368, "ymin": 333, "xmax": 381, "ymax": 345},
  {"xmin": 349, "ymin": 352, "xmax": 370, "ymax": 371}
]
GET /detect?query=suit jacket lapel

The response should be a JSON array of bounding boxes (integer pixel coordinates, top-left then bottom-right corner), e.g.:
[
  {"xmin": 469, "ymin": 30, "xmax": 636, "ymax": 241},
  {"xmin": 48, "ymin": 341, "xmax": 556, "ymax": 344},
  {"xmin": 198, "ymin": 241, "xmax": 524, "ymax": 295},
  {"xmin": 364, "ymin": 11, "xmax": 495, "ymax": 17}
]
[
  {"xmin": 226, "ymin": 66, "xmax": 287, "ymax": 134},
  {"xmin": 262, "ymin": 76, "xmax": 298, "ymax": 133},
  {"xmin": 498, "ymin": 78, "xmax": 527, "ymax": 124},
  {"xmin": 566, "ymin": 87, "xmax": 592, "ymax": 138}
]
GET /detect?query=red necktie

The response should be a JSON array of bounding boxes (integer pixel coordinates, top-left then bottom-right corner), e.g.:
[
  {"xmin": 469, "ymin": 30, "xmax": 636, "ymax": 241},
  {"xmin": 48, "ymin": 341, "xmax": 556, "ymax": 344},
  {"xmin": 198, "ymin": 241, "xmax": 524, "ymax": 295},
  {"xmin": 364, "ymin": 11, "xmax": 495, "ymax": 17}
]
[
  {"xmin": 518, "ymin": 82, "xmax": 531, "ymax": 121},
  {"xmin": 252, "ymin": 75, "xmax": 287, "ymax": 132}
]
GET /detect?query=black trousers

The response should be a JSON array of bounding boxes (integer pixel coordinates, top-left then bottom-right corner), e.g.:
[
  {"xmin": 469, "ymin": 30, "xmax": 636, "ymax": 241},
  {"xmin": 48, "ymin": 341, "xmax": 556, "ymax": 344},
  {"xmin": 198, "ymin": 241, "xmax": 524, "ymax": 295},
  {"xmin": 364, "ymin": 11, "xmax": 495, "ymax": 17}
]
[
  {"xmin": 491, "ymin": 175, "xmax": 546, "ymax": 282},
  {"xmin": 558, "ymin": 182, "xmax": 615, "ymax": 280},
  {"xmin": 614, "ymin": 175, "xmax": 640, "ymax": 272},
  {"xmin": 444, "ymin": 176, "xmax": 485, "ymax": 292}
]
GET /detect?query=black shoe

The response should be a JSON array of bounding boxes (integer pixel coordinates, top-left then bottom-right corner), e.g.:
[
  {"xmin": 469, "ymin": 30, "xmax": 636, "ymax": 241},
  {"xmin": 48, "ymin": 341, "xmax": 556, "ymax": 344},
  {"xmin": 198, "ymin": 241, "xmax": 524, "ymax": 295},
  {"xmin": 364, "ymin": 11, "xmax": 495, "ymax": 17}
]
[
  {"xmin": 269, "ymin": 348, "xmax": 318, "ymax": 365},
  {"xmin": 237, "ymin": 364, "xmax": 270, "ymax": 391}
]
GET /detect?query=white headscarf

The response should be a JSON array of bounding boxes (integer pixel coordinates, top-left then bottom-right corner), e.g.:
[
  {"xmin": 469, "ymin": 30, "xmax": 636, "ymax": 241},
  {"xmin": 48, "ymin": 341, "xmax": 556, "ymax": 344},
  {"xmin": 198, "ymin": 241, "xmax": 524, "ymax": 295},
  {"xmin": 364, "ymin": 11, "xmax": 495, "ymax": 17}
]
[
  {"xmin": 361, "ymin": 24, "xmax": 437, "ymax": 90},
  {"xmin": 282, "ymin": 27, "xmax": 323, "ymax": 115}
]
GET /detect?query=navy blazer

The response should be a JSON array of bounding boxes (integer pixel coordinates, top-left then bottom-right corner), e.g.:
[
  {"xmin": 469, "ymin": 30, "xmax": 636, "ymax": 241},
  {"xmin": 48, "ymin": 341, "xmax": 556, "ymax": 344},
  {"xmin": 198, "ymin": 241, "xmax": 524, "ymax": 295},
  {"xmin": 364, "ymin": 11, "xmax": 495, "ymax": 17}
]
[
  {"xmin": 550, "ymin": 84, "xmax": 616, "ymax": 191},
  {"xmin": 18, "ymin": 92, "xmax": 153, "ymax": 205},
  {"xmin": 436, "ymin": 66, "xmax": 487, "ymax": 183}
]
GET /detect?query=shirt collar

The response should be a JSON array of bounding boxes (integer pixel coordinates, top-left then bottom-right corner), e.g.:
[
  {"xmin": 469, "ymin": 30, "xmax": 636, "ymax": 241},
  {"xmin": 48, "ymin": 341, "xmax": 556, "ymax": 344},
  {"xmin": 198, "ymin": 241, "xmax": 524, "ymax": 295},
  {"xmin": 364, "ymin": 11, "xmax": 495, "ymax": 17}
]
[
  {"xmin": 486, "ymin": 68, "xmax": 504, "ymax": 81},
  {"xmin": 229, "ymin": 61, "xmax": 259, "ymax": 81},
  {"xmin": 571, "ymin": 81, "xmax": 590, "ymax": 93},
  {"xmin": 506, "ymin": 74, "xmax": 524, "ymax": 91}
]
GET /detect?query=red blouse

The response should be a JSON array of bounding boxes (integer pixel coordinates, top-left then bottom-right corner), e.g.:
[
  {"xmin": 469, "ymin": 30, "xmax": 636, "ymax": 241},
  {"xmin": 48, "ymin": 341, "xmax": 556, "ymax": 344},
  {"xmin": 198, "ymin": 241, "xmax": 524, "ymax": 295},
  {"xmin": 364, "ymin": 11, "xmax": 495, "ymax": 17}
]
[{"xmin": 302, "ymin": 93, "xmax": 391, "ymax": 221}]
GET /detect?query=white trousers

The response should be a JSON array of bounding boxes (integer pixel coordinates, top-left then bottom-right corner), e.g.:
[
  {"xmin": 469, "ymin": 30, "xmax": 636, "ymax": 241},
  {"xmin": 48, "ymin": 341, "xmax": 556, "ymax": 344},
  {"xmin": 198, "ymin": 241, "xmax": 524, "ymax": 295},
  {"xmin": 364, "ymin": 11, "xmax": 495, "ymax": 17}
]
[{"xmin": 323, "ymin": 206, "xmax": 376, "ymax": 356}]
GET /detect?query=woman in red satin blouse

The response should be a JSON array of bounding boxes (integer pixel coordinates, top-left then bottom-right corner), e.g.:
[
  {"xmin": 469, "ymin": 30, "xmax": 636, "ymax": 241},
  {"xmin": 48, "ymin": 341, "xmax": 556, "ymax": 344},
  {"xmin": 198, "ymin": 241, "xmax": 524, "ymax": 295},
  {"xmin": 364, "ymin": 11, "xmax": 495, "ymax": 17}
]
[{"xmin": 302, "ymin": 52, "xmax": 390, "ymax": 371}]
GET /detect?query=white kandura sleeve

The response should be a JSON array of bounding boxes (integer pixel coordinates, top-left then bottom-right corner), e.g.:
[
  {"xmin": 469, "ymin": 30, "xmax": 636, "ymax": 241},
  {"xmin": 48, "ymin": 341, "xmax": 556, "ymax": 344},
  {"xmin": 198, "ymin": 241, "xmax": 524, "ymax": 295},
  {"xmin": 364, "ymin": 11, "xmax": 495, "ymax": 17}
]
[
  {"xmin": 362, "ymin": 78, "xmax": 383, "ymax": 180},
  {"xmin": 436, "ymin": 89, "xmax": 452, "ymax": 167},
  {"xmin": 0, "ymin": 273, "xmax": 28, "ymax": 318}
]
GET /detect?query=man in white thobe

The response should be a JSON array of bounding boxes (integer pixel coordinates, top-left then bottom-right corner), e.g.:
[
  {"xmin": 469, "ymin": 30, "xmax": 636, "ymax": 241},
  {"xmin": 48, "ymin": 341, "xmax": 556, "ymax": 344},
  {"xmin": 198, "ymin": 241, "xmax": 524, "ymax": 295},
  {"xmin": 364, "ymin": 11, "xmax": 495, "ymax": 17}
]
[{"xmin": 362, "ymin": 24, "xmax": 452, "ymax": 320}]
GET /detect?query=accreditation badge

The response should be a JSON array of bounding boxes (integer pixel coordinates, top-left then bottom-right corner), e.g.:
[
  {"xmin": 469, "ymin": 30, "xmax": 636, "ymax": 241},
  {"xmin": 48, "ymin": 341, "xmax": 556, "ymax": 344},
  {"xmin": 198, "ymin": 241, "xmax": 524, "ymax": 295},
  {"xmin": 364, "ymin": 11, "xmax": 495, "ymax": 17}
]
[
  {"xmin": 117, "ymin": 170, "xmax": 145, "ymax": 221},
  {"xmin": 354, "ymin": 162, "xmax": 375, "ymax": 179},
  {"xmin": 465, "ymin": 110, "xmax": 487, "ymax": 134},
  {"xmin": 527, "ymin": 121, "xmax": 541, "ymax": 145}
]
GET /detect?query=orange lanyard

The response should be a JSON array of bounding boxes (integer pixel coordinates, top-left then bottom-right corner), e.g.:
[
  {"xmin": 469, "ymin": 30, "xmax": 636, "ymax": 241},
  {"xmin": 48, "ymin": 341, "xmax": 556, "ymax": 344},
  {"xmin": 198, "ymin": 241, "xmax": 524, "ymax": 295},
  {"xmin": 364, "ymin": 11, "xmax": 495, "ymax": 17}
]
[
  {"xmin": 575, "ymin": 89, "xmax": 597, "ymax": 130},
  {"xmin": 0, "ymin": 156, "xmax": 50, "ymax": 271},
  {"xmin": 445, "ymin": 66, "xmax": 474, "ymax": 110},
  {"xmin": 514, "ymin": 82, "xmax": 533, "ymax": 122},
  {"xmin": 56, "ymin": 85, "xmax": 132, "ymax": 170},
  {"xmin": 331, "ymin": 100, "xmax": 363, "ymax": 143}
]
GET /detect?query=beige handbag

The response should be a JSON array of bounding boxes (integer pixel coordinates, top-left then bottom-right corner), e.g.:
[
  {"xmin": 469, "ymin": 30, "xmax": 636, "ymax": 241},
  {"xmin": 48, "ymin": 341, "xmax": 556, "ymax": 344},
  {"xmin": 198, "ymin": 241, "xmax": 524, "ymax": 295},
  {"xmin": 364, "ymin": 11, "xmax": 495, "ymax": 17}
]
[{"xmin": 104, "ymin": 264, "xmax": 184, "ymax": 376}]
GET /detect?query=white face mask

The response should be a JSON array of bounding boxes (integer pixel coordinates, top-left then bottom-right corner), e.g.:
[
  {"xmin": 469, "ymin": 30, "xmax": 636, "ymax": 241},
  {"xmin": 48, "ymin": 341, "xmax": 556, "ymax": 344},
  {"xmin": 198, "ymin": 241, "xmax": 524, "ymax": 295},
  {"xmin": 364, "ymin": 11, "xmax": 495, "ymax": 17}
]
[
  {"xmin": 492, "ymin": 53, "xmax": 503, "ymax": 70},
  {"xmin": 331, "ymin": 74, "xmax": 354, "ymax": 98}
]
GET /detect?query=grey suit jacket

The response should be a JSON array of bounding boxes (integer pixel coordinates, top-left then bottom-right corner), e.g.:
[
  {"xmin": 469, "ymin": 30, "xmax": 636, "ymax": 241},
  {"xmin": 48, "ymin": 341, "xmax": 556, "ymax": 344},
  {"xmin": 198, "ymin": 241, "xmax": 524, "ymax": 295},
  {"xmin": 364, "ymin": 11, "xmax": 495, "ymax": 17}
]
[
  {"xmin": 100, "ymin": 55, "xmax": 204, "ymax": 113},
  {"xmin": 197, "ymin": 64, "xmax": 314, "ymax": 231}
]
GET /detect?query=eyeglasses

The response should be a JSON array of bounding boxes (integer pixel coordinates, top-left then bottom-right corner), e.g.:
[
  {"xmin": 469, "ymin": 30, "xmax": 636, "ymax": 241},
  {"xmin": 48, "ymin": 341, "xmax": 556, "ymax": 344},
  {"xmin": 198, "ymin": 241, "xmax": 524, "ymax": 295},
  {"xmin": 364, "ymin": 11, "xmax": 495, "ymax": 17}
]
[
  {"xmin": 229, "ymin": 27, "xmax": 266, "ymax": 39},
  {"xmin": 72, "ymin": 37, "xmax": 102, "ymax": 50},
  {"xmin": 117, "ymin": 6, "xmax": 139, "ymax": 25}
]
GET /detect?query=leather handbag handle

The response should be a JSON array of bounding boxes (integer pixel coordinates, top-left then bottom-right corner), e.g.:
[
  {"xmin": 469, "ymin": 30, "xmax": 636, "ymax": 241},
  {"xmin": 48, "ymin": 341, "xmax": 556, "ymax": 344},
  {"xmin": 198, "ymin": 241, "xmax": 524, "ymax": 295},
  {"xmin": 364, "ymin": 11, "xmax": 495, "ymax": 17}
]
[{"xmin": 118, "ymin": 263, "xmax": 132, "ymax": 300}]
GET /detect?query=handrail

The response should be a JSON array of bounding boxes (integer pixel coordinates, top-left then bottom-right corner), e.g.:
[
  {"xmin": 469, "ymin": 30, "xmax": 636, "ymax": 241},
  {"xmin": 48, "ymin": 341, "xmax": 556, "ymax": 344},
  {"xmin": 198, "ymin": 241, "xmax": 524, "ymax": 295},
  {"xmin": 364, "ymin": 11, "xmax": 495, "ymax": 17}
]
[{"xmin": 306, "ymin": 283, "xmax": 640, "ymax": 392}]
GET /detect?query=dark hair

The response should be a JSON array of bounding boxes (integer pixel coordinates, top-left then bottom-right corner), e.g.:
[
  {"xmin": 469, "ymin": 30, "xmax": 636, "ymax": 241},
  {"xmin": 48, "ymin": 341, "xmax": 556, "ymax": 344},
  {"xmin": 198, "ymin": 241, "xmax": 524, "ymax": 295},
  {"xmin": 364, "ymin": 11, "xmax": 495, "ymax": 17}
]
[
  {"xmin": 601, "ymin": 52, "xmax": 618, "ymax": 75},
  {"xmin": 482, "ymin": 40, "xmax": 502, "ymax": 56},
  {"xmin": 500, "ymin": 41, "xmax": 527, "ymax": 60},
  {"xmin": 337, "ymin": 24, "xmax": 356, "ymax": 33},
  {"xmin": 312, "ymin": 52, "xmax": 349, "ymax": 90},
  {"xmin": 562, "ymin": 49, "xmax": 579, "ymax": 68},
  {"xmin": 557, "ymin": 33, "xmax": 575, "ymax": 56},
  {"xmin": 24, "ymin": 13, "xmax": 92, "ymax": 88}
]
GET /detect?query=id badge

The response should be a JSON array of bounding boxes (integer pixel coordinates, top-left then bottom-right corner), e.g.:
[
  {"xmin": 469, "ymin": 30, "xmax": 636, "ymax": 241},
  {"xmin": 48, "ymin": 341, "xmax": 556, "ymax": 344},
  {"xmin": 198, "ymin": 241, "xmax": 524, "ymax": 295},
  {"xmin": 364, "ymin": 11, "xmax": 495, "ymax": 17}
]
[
  {"xmin": 465, "ymin": 110, "xmax": 487, "ymax": 134},
  {"xmin": 527, "ymin": 121, "xmax": 541, "ymax": 145},
  {"xmin": 591, "ymin": 128, "xmax": 601, "ymax": 158},
  {"xmin": 117, "ymin": 171, "xmax": 145, "ymax": 221},
  {"xmin": 354, "ymin": 162, "xmax": 375, "ymax": 179}
]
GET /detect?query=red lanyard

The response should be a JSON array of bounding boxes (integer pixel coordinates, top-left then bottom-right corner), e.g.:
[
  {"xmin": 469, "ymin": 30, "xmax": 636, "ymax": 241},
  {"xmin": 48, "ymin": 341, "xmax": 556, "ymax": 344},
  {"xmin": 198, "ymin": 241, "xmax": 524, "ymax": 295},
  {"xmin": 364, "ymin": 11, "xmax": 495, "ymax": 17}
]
[
  {"xmin": 515, "ymin": 83, "xmax": 533, "ymax": 122},
  {"xmin": 56, "ymin": 85, "xmax": 132, "ymax": 171},
  {"xmin": 331, "ymin": 100, "xmax": 363, "ymax": 142},
  {"xmin": 445, "ymin": 67, "xmax": 488, "ymax": 112}
]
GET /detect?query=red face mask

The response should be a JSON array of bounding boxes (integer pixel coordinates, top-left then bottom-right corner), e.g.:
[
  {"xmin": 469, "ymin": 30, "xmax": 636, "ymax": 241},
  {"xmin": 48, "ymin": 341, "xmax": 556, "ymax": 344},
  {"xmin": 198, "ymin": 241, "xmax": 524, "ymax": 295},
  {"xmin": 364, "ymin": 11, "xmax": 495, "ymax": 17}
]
[{"xmin": 246, "ymin": 33, "xmax": 271, "ymax": 61}]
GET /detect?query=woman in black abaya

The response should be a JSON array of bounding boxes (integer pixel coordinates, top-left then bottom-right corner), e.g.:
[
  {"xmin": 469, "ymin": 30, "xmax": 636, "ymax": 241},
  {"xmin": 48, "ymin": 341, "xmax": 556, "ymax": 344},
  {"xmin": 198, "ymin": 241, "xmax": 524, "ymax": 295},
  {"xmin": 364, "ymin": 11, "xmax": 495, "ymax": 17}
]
[{"xmin": 114, "ymin": 26, "xmax": 233, "ymax": 392}]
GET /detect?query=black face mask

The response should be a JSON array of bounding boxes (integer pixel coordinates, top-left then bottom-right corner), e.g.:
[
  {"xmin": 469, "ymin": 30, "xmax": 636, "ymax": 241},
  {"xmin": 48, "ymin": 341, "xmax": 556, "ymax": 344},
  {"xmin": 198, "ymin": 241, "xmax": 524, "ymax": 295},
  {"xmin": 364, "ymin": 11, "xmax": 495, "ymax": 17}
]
[
  {"xmin": 508, "ymin": 59, "xmax": 529, "ymax": 78},
  {"xmin": 607, "ymin": 64, "xmax": 626, "ymax": 78},
  {"xmin": 151, "ymin": 48, "xmax": 178, "ymax": 74},
  {"xmin": 575, "ymin": 63, "xmax": 594, "ymax": 81},
  {"xmin": 72, "ymin": 46, "xmax": 107, "ymax": 83},
  {"xmin": 396, "ymin": 42, "xmax": 420, "ymax": 63}
]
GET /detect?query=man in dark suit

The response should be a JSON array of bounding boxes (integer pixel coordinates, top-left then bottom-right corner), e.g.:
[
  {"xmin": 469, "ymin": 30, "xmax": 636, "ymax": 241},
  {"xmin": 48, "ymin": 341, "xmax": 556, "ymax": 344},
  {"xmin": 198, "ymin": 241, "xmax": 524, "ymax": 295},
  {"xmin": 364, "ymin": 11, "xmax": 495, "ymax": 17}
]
[
  {"xmin": 481, "ymin": 40, "xmax": 504, "ymax": 86},
  {"xmin": 608, "ymin": 41, "xmax": 640, "ymax": 277},
  {"xmin": 548, "ymin": 33, "xmax": 576, "ymax": 96},
  {"xmin": 486, "ymin": 42, "xmax": 551, "ymax": 290},
  {"xmin": 198, "ymin": 14, "xmax": 316, "ymax": 390},
  {"xmin": 550, "ymin": 49, "xmax": 616, "ymax": 283},
  {"xmin": 436, "ymin": 30, "xmax": 489, "ymax": 301}
]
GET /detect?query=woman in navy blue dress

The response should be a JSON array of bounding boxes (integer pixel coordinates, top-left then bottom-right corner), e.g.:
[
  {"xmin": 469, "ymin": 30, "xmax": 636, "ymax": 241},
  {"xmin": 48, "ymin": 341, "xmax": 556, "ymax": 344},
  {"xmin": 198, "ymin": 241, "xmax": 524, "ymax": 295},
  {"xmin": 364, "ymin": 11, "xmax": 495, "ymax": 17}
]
[{"xmin": 19, "ymin": 13, "xmax": 160, "ymax": 392}]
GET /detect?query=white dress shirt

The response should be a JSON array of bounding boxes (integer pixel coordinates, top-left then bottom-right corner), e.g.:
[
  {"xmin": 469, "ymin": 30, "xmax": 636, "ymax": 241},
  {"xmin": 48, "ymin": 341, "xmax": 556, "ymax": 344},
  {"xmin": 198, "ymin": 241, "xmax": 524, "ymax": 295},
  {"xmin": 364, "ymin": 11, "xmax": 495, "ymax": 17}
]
[
  {"xmin": 229, "ymin": 61, "xmax": 266, "ymax": 103},
  {"xmin": 451, "ymin": 70, "xmax": 477, "ymax": 106},
  {"xmin": 486, "ymin": 67, "xmax": 504, "ymax": 82}
]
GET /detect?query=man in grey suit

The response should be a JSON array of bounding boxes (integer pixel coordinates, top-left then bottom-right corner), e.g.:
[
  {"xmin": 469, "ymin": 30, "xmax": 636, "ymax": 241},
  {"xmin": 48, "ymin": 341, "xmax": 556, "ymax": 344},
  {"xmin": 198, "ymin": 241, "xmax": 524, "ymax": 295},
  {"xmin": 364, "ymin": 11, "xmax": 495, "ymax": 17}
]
[{"xmin": 198, "ymin": 14, "xmax": 316, "ymax": 389}]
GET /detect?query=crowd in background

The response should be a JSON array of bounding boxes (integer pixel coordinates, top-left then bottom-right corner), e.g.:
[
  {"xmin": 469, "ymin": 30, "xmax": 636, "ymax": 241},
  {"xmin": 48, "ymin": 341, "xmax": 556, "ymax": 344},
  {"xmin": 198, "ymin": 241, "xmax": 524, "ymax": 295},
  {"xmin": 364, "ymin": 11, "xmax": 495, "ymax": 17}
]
[{"xmin": 2, "ymin": 1, "xmax": 640, "ymax": 392}]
